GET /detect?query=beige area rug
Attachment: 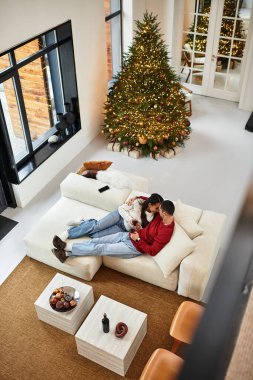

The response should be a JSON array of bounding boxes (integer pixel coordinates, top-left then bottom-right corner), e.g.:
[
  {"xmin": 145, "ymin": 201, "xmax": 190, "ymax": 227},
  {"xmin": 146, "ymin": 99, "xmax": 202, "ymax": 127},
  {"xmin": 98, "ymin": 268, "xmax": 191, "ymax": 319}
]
[{"xmin": 0, "ymin": 257, "xmax": 187, "ymax": 380}]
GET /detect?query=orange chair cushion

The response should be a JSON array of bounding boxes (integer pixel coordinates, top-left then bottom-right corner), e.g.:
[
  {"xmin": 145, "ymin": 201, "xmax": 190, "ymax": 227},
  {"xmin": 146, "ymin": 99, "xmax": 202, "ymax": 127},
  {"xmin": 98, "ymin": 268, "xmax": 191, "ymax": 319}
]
[
  {"xmin": 139, "ymin": 348, "xmax": 184, "ymax": 380},
  {"xmin": 170, "ymin": 301, "xmax": 204, "ymax": 344}
]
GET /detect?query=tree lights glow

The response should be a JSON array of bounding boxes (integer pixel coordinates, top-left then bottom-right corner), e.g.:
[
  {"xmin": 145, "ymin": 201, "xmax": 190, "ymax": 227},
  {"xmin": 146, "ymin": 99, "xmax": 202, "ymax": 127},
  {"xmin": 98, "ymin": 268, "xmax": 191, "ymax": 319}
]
[{"xmin": 102, "ymin": 12, "xmax": 191, "ymax": 158}]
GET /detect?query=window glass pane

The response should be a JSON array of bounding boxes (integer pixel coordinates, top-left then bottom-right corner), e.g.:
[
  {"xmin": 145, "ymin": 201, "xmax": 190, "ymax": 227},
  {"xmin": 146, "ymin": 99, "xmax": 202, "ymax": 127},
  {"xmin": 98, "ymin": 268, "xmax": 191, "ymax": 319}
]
[
  {"xmin": 194, "ymin": 34, "xmax": 208, "ymax": 52},
  {"xmin": 110, "ymin": 0, "xmax": 120, "ymax": 13},
  {"xmin": 183, "ymin": 13, "xmax": 195, "ymax": 32},
  {"xmin": 104, "ymin": 0, "xmax": 120, "ymax": 16},
  {"xmin": 0, "ymin": 53, "xmax": 11, "ymax": 73},
  {"xmin": 226, "ymin": 58, "xmax": 241, "ymax": 92},
  {"xmin": 213, "ymin": 72, "xmax": 226, "ymax": 89},
  {"xmin": 105, "ymin": 0, "xmax": 111, "ymax": 16},
  {"xmin": 105, "ymin": 15, "xmax": 121, "ymax": 81},
  {"xmin": 232, "ymin": 39, "xmax": 245, "ymax": 57},
  {"xmin": 106, "ymin": 19, "xmax": 113, "ymax": 81},
  {"xmin": 239, "ymin": 0, "xmax": 253, "ymax": 19},
  {"xmin": 223, "ymin": 0, "xmax": 237, "ymax": 17},
  {"xmin": 19, "ymin": 55, "xmax": 55, "ymax": 143},
  {"xmin": 235, "ymin": 19, "xmax": 246, "ymax": 38},
  {"xmin": 110, "ymin": 15, "xmax": 121, "ymax": 77},
  {"xmin": 240, "ymin": 19, "xmax": 249, "ymax": 37},
  {"xmin": 218, "ymin": 38, "xmax": 232, "ymax": 56},
  {"xmin": 0, "ymin": 79, "xmax": 28, "ymax": 162},
  {"xmin": 220, "ymin": 18, "xmax": 235, "ymax": 37},
  {"xmin": 196, "ymin": 15, "xmax": 209, "ymax": 34},
  {"xmin": 15, "ymin": 38, "xmax": 45, "ymax": 62},
  {"xmin": 191, "ymin": 69, "xmax": 204, "ymax": 85}
]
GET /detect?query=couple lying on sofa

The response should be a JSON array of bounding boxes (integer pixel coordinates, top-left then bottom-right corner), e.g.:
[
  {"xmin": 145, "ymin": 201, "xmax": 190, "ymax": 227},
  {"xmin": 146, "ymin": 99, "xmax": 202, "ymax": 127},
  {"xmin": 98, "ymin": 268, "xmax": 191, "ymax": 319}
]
[{"xmin": 52, "ymin": 193, "xmax": 175, "ymax": 263}]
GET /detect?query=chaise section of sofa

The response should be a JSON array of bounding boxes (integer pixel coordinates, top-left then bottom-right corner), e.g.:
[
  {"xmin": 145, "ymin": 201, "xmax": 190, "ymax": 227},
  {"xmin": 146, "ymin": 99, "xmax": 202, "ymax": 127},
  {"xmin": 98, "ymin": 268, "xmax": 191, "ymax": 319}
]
[
  {"xmin": 177, "ymin": 209, "xmax": 226, "ymax": 300},
  {"xmin": 24, "ymin": 171, "xmax": 149, "ymax": 281}
]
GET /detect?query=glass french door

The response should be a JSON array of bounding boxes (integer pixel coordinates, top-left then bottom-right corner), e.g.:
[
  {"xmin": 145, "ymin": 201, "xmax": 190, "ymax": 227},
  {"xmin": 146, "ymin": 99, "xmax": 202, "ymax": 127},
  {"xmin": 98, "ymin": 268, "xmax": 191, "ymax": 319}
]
[{"xmin": 180, "ymin": 0, "xmax": 253, "ymax": 101}]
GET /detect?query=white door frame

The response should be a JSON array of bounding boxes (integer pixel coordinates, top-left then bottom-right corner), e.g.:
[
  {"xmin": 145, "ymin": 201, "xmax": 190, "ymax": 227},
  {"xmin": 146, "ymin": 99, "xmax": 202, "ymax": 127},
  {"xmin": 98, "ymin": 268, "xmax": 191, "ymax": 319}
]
[{"xmin": 174, "ymin": 0, "xmax": 253, "ymax": 102}]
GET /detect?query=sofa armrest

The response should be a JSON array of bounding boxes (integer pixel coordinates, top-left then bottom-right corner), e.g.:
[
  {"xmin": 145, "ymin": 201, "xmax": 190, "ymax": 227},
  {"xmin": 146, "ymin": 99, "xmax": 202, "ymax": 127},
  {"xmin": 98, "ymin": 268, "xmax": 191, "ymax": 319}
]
[
  {"xmin": 177, "ymin": 210, "xmax": 226, "ymax": 301},
  {"xmin": 60, "ymin": 173, "xmax": 132, "ymax": 212}
]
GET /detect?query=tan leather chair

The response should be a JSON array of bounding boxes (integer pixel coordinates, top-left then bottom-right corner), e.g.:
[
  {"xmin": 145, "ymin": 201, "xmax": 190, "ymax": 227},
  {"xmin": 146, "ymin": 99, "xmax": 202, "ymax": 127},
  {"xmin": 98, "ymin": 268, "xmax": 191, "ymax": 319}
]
[
  {"xmin": 139, "ymin": 348, "xmax": 184, "ymax": 380},
  {"xmin": 170, "ymin": 300, "xmax": 205, "ymax": 353}
]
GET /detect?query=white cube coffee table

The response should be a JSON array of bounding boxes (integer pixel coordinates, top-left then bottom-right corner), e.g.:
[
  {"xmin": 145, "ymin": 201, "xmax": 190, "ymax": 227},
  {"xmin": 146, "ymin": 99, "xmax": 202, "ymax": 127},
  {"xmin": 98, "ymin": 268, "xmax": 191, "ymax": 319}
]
[
  {"xmin": 75, "ymin": 295, "xmax": 147, "ymax": 376},
  {"xmin": 34, "ymin": 273, "xmax": 94, "ymax": 335}
]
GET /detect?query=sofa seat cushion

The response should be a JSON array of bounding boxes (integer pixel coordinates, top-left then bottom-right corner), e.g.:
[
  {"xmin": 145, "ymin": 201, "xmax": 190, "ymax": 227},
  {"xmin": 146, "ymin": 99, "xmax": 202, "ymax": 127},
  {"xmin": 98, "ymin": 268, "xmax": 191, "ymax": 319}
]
[
  {"xmin": 103, "ymin": 255, "xmax": 179, "ymax": 291},
  {"xmin": 60, "ymin": 173, "xmax": 132, "ymax": 212},
  {"xmin": 24, "ymin": 197, "xmax": 109, "ymax": 281},
  {"xmin": 152, "ymin": 223, "xmax": 196, "ymax": 278}
]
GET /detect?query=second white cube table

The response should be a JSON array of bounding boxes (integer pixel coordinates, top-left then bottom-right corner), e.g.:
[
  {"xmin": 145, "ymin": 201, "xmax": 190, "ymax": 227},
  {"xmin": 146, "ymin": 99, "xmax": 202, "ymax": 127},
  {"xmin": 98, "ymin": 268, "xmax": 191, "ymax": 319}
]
[
  {"xmin": 34, "ymin": 273, "xmax": 94, "ymax": 334},
  {"xmin": 75, "ymin": 295, "xmax": 147, "ymax": 376}
]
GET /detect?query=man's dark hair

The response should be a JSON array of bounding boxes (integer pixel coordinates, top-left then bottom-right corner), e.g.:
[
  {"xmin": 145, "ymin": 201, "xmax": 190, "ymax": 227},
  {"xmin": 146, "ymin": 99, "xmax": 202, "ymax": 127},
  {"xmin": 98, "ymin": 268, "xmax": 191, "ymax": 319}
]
[{"xmin": 160, "ymin": 200, "xmax": 175, "ymax": 215}]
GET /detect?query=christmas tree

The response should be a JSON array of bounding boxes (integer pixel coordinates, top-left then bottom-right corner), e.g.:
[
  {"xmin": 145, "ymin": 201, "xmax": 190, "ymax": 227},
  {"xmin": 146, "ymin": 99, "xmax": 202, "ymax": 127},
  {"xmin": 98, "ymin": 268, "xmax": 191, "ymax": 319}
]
[
  {"xmin": 186, "ymin": 0, "xmax": 245, "ymax": 58},
  {"xmin": 102, "ymin": 12, "xmax": 191, "ymax": 158}
]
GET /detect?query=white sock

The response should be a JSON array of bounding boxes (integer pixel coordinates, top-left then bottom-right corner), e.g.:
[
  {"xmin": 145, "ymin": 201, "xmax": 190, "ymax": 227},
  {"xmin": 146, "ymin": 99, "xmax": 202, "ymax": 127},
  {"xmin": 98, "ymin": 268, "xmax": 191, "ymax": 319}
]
[
  {"xmin": 65, "ymin": 242, "xmax": 73, "ymax": 252},
  {"xmin": 59, "ymin": 230, "xmax": 69, "ymax": 241},
  {"xmin": 67, "ymin": 217, "xmax": 84, "ymax": 226}
]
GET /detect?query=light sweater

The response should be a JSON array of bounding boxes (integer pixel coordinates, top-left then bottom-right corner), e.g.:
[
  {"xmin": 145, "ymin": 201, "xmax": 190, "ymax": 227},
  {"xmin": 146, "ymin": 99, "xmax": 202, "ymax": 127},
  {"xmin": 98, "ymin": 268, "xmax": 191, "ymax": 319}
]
[{"xmin": 118, "ymin": 198, "xmax": 154, "ymax": 231}]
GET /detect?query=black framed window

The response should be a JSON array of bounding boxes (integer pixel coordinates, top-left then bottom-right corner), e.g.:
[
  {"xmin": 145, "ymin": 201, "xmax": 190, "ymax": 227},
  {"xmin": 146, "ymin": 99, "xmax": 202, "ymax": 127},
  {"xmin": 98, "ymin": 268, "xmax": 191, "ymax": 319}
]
[
  {"xmin": 105, "ymin": 0, "xmax": 122, "ymax": 82},
  {"xmin": 0, "ymin": 21, "xmax": 80, "ymax": 185}
]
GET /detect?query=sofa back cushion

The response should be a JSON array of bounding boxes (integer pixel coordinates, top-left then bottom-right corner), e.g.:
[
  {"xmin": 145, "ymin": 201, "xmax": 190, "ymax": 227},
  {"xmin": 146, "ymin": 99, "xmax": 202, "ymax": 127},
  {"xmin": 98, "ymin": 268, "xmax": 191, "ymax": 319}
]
[
  {"xmin": 152, "ymin": 223, "xmax": 196, "ymax": 278},
  {"xmin": 60, "ymin": 173, "xmax": 131, "ymax": 212},
  {"xmin": 174, "ymin": 199, "xmax": 204, "ymax": 239}
]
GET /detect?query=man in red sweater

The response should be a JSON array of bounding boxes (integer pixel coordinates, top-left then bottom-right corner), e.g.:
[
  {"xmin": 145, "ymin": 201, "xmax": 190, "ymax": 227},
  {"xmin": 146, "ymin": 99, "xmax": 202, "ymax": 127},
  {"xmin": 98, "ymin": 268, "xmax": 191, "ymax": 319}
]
[{"xmin": 52, "ymin": 200, "xmax": 175, "ymax": 263}]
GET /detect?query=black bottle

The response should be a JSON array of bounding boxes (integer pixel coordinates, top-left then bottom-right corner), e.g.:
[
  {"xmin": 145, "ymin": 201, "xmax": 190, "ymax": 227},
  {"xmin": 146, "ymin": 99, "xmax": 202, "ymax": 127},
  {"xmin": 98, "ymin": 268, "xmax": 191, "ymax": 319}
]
[{"xmin": 102, "ymin": 313, "xmax": 110, "ymax": 333}]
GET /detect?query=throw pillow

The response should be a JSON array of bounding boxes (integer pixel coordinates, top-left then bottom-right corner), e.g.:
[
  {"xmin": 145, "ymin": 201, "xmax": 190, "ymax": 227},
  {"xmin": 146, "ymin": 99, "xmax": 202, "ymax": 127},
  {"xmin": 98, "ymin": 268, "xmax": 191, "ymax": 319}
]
[
  {"xmin": 152, "ymin": 223, "xmax": 196, "ymax": 278},
  {"xmin": 174, "ymin": 199, "xmax": 204, "ymax": 239},
  {"xmin": 83, "ymin": 161, "xmax": 112, "ymax": 171}
]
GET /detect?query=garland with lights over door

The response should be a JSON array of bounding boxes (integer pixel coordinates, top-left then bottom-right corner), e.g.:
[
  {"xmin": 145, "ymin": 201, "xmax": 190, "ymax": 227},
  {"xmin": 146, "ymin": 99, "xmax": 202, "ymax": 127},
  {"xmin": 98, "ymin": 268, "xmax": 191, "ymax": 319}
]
[{"xmin": 102, "ymin": 12, "xmax": 191, "ymax": 159}]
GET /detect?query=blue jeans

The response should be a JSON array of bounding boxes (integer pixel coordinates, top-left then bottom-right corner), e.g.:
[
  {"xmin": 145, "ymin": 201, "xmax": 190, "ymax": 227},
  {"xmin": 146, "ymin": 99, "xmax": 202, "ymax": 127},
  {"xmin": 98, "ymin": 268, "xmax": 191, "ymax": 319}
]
[
  {"xmin": 70, "ymin": 232, "xmax": 141, "ymax": 259},
  {"xmin": 68, "ymin": 210, "xmax": 127, "ymax": 239}
]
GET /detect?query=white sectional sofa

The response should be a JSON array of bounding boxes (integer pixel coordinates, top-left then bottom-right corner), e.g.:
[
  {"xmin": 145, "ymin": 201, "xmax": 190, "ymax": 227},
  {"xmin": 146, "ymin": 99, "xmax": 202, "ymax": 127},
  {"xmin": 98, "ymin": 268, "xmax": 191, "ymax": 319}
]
[{"xmin": 24, "ymin": 172, "xmax": 226, "ymax": 301}]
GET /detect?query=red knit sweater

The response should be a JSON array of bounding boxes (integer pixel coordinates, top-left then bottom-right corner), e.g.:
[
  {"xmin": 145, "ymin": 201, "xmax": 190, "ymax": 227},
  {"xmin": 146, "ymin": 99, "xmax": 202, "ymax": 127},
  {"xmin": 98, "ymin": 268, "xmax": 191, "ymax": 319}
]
[{"xmin": 130, "ymin": 214, "xmax": 174, "ymax": 256}]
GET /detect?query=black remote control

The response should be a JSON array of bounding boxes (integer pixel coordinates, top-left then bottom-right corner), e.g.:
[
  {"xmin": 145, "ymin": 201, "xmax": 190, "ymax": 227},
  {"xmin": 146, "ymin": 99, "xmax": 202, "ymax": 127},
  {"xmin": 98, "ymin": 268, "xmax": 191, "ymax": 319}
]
[{"xmin": 98, "ymin": 185, "xmax": 110, "ymax": 193}]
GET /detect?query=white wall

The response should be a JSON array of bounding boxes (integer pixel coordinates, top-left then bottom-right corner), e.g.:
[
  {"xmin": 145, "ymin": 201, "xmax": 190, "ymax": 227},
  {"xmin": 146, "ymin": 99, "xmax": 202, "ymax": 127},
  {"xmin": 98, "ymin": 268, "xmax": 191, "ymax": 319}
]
[
  {"xmin": 122, "ymin": 0, "xmax": 174, "ymax": 55},
  {"xmin": 0, "ymin": 0, "xmax": 107, "ymax": 207}
]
